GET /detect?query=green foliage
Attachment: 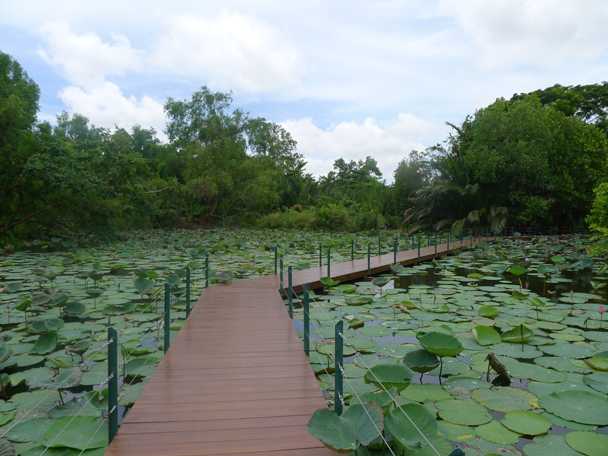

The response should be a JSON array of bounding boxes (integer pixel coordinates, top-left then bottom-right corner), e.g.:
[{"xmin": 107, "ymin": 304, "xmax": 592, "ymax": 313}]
[
  {"xmin": 588, "ymin": 183, "xmax": 608, "ymax": 232},
  {"xmin": 408, "ymin": 96, "xmax": 608, "ymax": 232}
]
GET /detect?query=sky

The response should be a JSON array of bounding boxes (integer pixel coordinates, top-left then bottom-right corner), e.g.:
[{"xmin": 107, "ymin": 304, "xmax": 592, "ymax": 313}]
[{"xmin": 2, "ymin": 0, "xmax": 608, "ymax": 180}]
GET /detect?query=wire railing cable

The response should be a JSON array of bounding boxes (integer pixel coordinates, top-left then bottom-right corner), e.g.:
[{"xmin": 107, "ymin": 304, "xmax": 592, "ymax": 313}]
[
  {"xmin": 338, "ymin": 331, "xmax": 441, "ymax": 456},
  {"xmin": 338, "ymin": 365, "xmax": 397, "ymax": 456}
]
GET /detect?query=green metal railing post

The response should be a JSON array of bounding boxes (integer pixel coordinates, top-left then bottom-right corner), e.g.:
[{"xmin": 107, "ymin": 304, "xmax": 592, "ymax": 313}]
[
  {"xmin": 367, "ymin": 244, "xmax": 371, "ymax": 274},
  {"xmin": 447, "ymin": 232, "xmax": 451, "ymax": 250},
  {"xmin": 279, "ymin": 258, "xmax": 284, "ymax": 293},
  {"xmin": 287, "ymin": 266, "xmax": 293, "ymax": 319},
  {"xmin": 205, "ymin": 253, "xmax": 209, "ymax": 288},
  {"xmin": 351, "ymin": 239, "xmax": 355, "ymax": 261},
  {"xmin": 164, "ymin": 283, "xmax": 171, "ymax": 353},
  {"xmin": 273, "ymin": 245, "xmax": 278, "ymax": 275},
  {"xmin": 303, "ymin": 289, "xmax": 310, "ymax": 356},
  {"xmin": 378, "ymin": 237, "xmax": 381, "ymax": 257},
  {"xmin": 185, "ymin": 267, "xmax": 191, "ymax": 317},
  {"xmin": 327, "ymin": 247, "xmax": 331, "ymax": 278},
  {"xmin": 417, "ymin": 237, "xmax": 421, "ymax": 258},
  {"xmin": 107, "ymin": 327, "xmax": 118, "ymax": 443},
  {"xmin": 393, "ymin": 237, "xmax": 397, "ymax": 264},
  {"xmin": 319, "ymin": 244, "xmax": 322, "ymax": 268},
  {"xmin": 434, "ymin": 234, "xmax": 438, "ymax": 255},
  {"xmin": 334, "ymin": 320, "xmax": 344, "ymax": 415}
]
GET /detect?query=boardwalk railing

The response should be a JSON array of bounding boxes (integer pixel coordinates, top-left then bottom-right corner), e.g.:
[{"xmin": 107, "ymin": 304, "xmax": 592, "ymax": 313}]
[
  {"xmin": 104, "ymin": 232, "xmax": 489, "ymax": 456},
  {"xmin": 105, "ymin": 255, "xmax": 209, "ymax": 445}
]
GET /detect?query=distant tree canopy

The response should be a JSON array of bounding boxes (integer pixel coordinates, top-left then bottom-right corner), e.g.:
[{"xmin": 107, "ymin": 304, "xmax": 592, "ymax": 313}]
[
  {"xmin": 408, "ymin": 95, "xmax": 608, "ymax": 234},
  {"xmin": 512, "ymin": 82, "xmax": 608, "ymax": 136},
  {"xmin": 1, "ymin": 50, "xmax": 607, "ymax": 244}
]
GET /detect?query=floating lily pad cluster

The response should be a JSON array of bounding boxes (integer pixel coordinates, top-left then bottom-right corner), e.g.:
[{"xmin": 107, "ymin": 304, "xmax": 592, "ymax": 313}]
[
  {"xmin": 0, "ymin": 229, "xmax": 400, "ymax": 455},
  {"xmin": 298, "ymin": 236, "xmax": 608, "ymax": 455}
]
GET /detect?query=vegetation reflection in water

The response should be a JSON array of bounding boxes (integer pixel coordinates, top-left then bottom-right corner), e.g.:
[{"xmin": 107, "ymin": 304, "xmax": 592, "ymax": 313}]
[{"xmin": 294, "ymin": 237, "xmax": 608, "ymax": 456}]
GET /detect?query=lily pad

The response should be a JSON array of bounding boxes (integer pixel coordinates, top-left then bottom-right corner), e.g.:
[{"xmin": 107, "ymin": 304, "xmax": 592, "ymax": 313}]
[
  {"xmin": 523, "ymin": 434, "xmax": 580, "ymax": 456},
  {"xmin": 385, "ymin": 403, "xmax": 438, "ymax": 449},
  {"xmin": 403, "ymin": 349, "xmax": 439, "ymax": 374},
  {"xmin": 364, "ymin": 364, "xmax": 412, "ymax": 391},
  {"xmin": 502, "ymin": 411, "xmax": 551, "ymax": 436},
  {"xmin": 475, "ymin": 420, "xmax": 519, "ymax": 445},
  {"xmin": 540, "ymin": 390, "xmax": 608, "ymax": 425},
  {"xmin": 42, "ymin": 416, "xmax": 107, "ymax": 450},
  {"xmin": 565, "ymin": 431, "xmax": 608, "ymax": 456},
  {"xmin": 472, "ymin": 325, "xmax": 501, "ymax": 346},
  {"xmin": 436, "ymin": 399, "xmax": 492, "ymax": 426},
  {"xmin": 472, "ymin": 387, "xmax": 538, "ymax": 413},
  {"xmin": 417, "ymin": 331, "xmax": 463, "ymax": 357},
  {"xmin": 307, "ymin": 404, "xmax": 383, "ymax": 451}
]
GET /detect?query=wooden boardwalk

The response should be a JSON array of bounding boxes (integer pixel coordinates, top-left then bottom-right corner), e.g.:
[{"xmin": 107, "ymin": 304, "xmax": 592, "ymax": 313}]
[{"xmin": 105, "ymin": 238, "xmax": 486, "ymax": 456}]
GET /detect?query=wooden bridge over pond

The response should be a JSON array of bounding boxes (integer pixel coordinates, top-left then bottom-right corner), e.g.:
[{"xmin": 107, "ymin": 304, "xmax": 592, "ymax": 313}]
[{"xmin": 105, "ymin": 237, "xmax": 487, "ymax": 456}]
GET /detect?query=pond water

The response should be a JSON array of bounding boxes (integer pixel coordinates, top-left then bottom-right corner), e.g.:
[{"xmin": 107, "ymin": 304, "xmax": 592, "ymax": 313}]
[
  {"xmin": 292, "ymin": 236, "xmax": 608, "ymax": 455},
  {"xmin": 0, "ymin": 229, "xmax": 393, "ymax": 455}
]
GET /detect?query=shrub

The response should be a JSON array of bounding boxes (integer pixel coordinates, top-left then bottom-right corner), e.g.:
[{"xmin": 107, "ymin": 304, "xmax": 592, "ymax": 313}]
[
  {"xmin": 587, "ymin": 182, "xmax": 608, "ymax": 236},
  {"xmin": 316, "ymin": 204, "xmax": 353, "ymax": 231}
]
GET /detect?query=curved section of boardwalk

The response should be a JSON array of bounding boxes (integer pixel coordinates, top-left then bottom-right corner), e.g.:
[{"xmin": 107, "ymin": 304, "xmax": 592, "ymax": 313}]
[{"xmin": 105, "ymin": 238, "xmax": 487, "ymax": 456}]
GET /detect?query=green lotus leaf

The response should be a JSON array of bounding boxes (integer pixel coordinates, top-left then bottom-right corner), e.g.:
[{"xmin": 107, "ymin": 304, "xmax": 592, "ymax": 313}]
[
  {"xmin": 400, "ymin": 384, "xmax": 452, "ymax": 403},
  {"xmin": 584, "ymin": 351, "xmax": 608, "ymax": 371},
  {"xmin": 385, "ymin": 403, "xmax": 437, "ymax": 448},
  {"xmin": 436, "ymin": 399, "xmax": 492, "ymax": 426},
  {"xmin": 523, "ymin": 435, "xmax": 580, "ymax": 456},
  {"xmin": 565, "ymin": 431, "xmax": 608, "ymax": 456},
  {"xmin": 345, "ymin": 296, "xmax": 373, "ymax": 306},
  {"xmin": 501, "ymin": 411, "xmax": 551, "ymax": 436},
  {"xmin": 364, "ymin": 363, "xmax": 413, "ymax": 391},
  {"xmin": 403, "ymin": 349, "xmax": 439, "ymax": 374},
  {"xmin": 31, "ymin": 332, "xmax": 58, "ymax": 355},
  {"xmin": 540, "ymin": 390, "xmax": 608, "ymax": 425},
  {"xmin": 472, "ymin": 387, "xmax": 538, "ymax": 412},
  {"xmin": 417, "ymin": 331, "xmax": 463, "ymax": 357},
  {"xmin": 583, "ymin": 372, "xmax": 608, "ymax": 394},
  {"xmin": 307, "ymin": 403, "xmax": 383, "ymax": 451},
  {"xmin": 472, "ymin": 325, "xmax": 501, "ymax": 346},
  {"xmin": 28, "ymin": 318, "xmax": 64, "ymax": 335},
  {"xmin": 501, "ymin": 324, "xmax": 533, "ymax": 343},
  {"xmin": 42, "ymin": 416, "xmax": 107, "ymax": 450},
  {"xmin": 320, "ymin": 277, "xmax": 339, "ymax": 288},
  {"xmin": 6, "ymin": 417, "xmax": 54, "ymax": 443},
  {"xmin": 475, "ymin": 420, "xmax": 519, "ymax": 445},
  {"xmin": 0, "ymin": 343, "xmax": 10, "ymax": 364},
  {"xmin": 508, "ymin": 264, "xmax": 527, "ymax": 276},
  {"xmin": 478, "ymin": 305, "xmax": 499, "ymax": 318}
]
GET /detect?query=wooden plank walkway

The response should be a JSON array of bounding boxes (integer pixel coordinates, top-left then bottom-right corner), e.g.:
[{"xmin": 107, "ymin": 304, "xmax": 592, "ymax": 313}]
[{"xmin": 105, "ymin": 237, "xmax": 488, "ymax": 456}]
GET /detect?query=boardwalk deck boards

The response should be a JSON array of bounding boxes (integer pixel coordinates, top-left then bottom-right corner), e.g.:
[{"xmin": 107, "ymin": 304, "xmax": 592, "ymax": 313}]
[{"xmin": 105, "ymin": 238, "xmax": 485, "ymax": 456}]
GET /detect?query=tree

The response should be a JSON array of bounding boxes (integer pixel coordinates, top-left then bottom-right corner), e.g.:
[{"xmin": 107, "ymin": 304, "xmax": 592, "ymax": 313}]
[
  {"xmin": 0, "ymin": 52, "xmax": 40, "ymax": 237},
  {"xmin": 513, "ymin": 83, "xmax": 608, "ymax": 135},
  {"xmin": 410, "ymin": 97, "xmax": 608, "ymax": 232},
  {"xmin": 391, "ymin": 151, "xmax": 431, "ymax": 217}
]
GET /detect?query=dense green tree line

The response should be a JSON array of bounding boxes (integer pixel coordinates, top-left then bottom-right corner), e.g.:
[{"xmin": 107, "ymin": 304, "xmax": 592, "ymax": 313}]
[{"xmin": 1, "ymin": 50, "xmax": 608, "ymax": 246}]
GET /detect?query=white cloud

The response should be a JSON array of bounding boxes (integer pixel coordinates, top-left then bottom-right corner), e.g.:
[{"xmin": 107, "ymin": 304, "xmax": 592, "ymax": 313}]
[
  {"xmin": 438, "ymin": 0, "xmax": 608, "ymax": 68},
  {"xmin": 150, "ymin": 12, "xmax": 299, "ymax": 93},
  {"xmin": 59, "ymin": 82, "xmax": 166, "ymax": 137},
  {"xmin": 38, "ymin": 22, "xmax": 142, "ymax": 87},
  {"xmin": 282, "ymin": 114, "xmax": 443, "ymax": 180}
]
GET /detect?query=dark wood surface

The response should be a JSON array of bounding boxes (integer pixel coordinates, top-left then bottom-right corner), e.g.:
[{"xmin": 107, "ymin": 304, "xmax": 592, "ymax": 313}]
[{"xmin": 105, "ymin": 237, "xmax": 488, "ymax": 455}]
